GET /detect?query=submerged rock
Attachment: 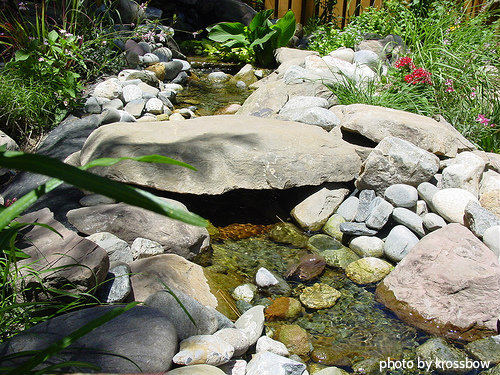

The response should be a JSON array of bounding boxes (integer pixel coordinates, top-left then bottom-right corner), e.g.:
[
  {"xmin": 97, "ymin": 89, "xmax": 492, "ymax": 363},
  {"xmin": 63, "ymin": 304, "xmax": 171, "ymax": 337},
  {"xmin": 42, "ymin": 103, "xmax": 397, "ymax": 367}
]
[
  {"xmin": 285, "ymin": 253, "xmax": 326, "ymax": 281},
  {"xmin": 265, "ymin": 297, "xmax": 302, "ymax": 321},
  {"xmin": 299, "ymin": 283, "xmax": 341, "ymax": 309}
]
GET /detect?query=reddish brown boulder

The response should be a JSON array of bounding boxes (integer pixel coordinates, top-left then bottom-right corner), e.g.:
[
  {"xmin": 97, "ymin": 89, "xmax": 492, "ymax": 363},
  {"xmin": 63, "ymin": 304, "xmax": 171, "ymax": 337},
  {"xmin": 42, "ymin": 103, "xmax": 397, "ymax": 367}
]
[{"xmin": 376, "ymin": 223, "xmax": 500, "ymax": 341}]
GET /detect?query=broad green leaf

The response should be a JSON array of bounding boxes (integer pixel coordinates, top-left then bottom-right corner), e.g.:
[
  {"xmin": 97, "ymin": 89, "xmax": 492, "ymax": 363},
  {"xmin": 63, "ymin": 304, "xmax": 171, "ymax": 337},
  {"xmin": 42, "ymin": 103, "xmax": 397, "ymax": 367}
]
[
  {"xmin": 0, "ymin": 152, "xmax": 208, "ymax": 229},
  {"xmin": 249, "ymin": 28, "xmax": 278, "ymax": 49},
  {"xmin": 6, "ymin": 303, "xmax": 138, "ymax": 375},
  {"xmin": 14, "ymin": 50, "xmax": 31, "ymax": 62},
  {"xmin": 272, "ymin": 10, "xmax": 296, "ymax": 48},
  {"xmin": 207, "ymin": 22, "xmax": 248, "ymax": 45},
  {"xmin": 47, "ymin": 30, "xmax": 58, "ymax": 42},
  {"xmin": 249, "ymin": 9, "xmax": 274, "ymax": 32}
]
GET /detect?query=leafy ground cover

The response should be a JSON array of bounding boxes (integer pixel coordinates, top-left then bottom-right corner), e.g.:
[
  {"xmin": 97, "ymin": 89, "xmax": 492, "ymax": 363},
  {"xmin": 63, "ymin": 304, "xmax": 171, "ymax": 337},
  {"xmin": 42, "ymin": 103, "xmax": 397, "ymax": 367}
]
[
  {"xmin": 307, "ymin": 0, "xmax": 500, "ymax": 152},
  {"xmin": 0, "ymin": 0, "xmax": 127, "ymax": 148}
]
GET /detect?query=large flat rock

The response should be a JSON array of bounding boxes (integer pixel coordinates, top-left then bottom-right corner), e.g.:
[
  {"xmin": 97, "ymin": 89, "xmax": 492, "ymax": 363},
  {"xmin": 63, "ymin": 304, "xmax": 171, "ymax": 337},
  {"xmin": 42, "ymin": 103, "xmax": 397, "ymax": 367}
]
[
  {"xmin": 79, "ymin": 115, "xmax": 361, "ymax": 195},
  {"xmin": 337, "ymin": 104, "xmax": 475, "ymax": 157},
  {"xmin": 376, "ymin": 223, "xmax": 500, "ymax": 341}
]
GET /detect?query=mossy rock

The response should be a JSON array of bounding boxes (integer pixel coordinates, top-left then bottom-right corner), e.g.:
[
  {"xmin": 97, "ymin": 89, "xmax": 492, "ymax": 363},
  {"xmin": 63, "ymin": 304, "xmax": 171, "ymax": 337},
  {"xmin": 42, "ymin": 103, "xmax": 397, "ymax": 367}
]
[
  {"xmin": 307, "ymin": 234, "xmax": 344, "ymax": 254},
  {"xmin": 322, "ymin": 214, "xmax": 346, "ymax": 242},
  {"xmin": 320, "ymin": 247, "xmax": 360, "ymax": 269},
  {"xmin": 268, "ymin": 222, "xmax": 308, "ymax": 248},
  {"xmin": 265, "ymin": 296, "xmax": 302, "ymax": 321}
]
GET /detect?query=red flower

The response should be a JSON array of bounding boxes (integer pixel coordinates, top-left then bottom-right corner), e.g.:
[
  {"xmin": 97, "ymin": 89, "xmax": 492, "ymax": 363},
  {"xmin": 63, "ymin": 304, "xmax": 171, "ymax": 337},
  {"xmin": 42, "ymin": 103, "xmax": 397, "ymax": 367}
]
[
  {"xmin": 395, "ymin": 57, "xmax": 416, "ymax": 70},
  {"xmin": 404, "ymin": 67, "xmax": 432, "ymax": 85}
]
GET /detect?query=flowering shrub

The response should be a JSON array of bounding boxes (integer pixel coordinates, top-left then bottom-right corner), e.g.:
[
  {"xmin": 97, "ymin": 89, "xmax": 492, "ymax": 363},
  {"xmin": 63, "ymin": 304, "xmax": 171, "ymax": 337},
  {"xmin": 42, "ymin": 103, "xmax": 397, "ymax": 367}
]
[{"xmin": 394, "ymin": 57, "xmax": 432, "ymax": 86}]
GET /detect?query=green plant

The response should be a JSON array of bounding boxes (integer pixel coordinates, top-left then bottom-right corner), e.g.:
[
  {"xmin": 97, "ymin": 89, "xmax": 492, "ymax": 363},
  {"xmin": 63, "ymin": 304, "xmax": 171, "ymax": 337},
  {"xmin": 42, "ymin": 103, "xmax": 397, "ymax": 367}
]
[
  {"xmin": 307, "ymin": 22, "xmax": 364, "ymax": 55},
  {"xmin": 207, "ymin": 9, "xmax": 296, "ymax": 67},
  {"xmin": 0, "ymin": 0, "xmax": 126, "ymax": 145}
]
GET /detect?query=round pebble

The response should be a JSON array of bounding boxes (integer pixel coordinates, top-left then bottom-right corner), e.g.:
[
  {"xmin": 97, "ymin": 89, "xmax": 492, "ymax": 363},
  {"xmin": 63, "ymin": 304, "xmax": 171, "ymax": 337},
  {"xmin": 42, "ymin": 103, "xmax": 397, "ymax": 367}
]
[
  {"xmin": 384, "ymin": 225, "xmax": 419, "ymax": 262},
  {"xmin": 349, "ymin": 236, "xmax": 384, "ymax": 257},
  {"xmin": 384, "ymin": 184, "xmax": 418, "ymax": 208}
]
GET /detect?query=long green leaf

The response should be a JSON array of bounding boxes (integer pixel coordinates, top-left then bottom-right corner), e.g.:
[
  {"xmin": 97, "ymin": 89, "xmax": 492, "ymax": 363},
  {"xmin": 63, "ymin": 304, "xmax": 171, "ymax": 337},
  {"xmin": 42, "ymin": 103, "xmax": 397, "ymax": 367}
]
[
  {"xmin": 249, "ymin": 9, "xmax": 274, "ymax": 32},
  {"xmin": 5, "ymin": 303, "xmax": 138, "ymax": 375},
  {"xmin": 0, "ymin": 152, "xmax": 208, "ymax": 229}
]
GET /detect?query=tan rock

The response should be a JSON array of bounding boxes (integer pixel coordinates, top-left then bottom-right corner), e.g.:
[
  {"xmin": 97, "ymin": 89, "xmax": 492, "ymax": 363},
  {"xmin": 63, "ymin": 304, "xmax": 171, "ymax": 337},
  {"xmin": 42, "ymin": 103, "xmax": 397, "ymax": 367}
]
[
  {"xmin": 146, "ymin": 63, "xmax": 166, "ymax": 81},
  {"xmin": 129, "ymin": 254, "xmax": 218, "ymax": 306},
  {"xmin": 376, "ymin": 223, "xmax": 500, "ymax": 341},
  {"xmin": 79, "ymin": 116, "xmax": 361, "ymax": 195},
  {"xmin": 345, "ymin": 257, "xmax": 393, "ymax": 284},
  {"xmin": 480, "ymin": 189, "xmax": 500, "ymax": 219},
  {"xmin": 339, "ymin": 104, "xmax": 475, "ymax": 157}
]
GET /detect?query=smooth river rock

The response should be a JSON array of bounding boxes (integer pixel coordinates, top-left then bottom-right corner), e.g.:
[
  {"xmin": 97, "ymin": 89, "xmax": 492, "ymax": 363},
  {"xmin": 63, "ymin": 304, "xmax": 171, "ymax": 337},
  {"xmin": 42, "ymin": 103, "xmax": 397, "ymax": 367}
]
[
  {"xmin": 376, "ymin": 223, "xmax": 500, "ymax": 341},
  {"xmin": 0, "ymin": 305, "xmax": 178, "ymax": 373},
  {"xmin": 78, "ymin": 116, "xmax": 361, "ymax": 195}
]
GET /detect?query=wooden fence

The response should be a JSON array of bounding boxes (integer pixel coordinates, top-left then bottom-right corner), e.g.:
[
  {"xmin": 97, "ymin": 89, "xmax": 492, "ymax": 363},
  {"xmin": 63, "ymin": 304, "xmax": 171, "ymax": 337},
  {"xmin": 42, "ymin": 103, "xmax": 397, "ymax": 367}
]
[{"xmin": 264, "ymin": 0, "xmax": 488, "ymax": 27}]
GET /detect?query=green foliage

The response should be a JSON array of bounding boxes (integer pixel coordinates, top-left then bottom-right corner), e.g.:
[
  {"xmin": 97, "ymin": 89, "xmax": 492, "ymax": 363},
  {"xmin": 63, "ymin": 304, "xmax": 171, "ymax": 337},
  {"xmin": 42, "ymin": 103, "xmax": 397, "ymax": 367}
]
[
  {"xmin": 310, "ymin": 0, "xmax": 500, "ymax": 152},
  {"xmin": 207, "ymin": 9, "xmax": 296, "ymax": 67},
  {"xmin": 0, "ymin": 0, "xmax": 126, "ymax": 145}
]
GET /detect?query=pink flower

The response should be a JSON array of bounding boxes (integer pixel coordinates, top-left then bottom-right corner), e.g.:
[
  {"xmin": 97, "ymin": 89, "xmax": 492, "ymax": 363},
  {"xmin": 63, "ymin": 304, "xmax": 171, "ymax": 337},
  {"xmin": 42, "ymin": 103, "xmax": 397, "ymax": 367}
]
[
  {"xmin": 38, "ymin": 57, "xmax": 44, "ymax": 62},
  {"xmin": 444, "ymin": 79, "xmax": 454, "ymax": 92},
  {"xmin": 18, "ymin": 1, "xmax": 27, "ymax": 11},
  {"xmin": 470, "ymin": 87, "xmax": 477, "ymax": 99},
  {"xmin": 476, "ymin": 114, "xmax": 490, "ymax": 126}
]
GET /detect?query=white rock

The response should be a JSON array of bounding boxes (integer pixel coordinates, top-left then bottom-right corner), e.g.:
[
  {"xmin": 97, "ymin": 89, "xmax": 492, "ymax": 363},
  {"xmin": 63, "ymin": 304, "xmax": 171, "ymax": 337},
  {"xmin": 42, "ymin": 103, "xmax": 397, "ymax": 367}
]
[
  {"xmin": 329, "ymin": 47, "xmax": 355, "ymax": 63},
  {"xmin": 122, "ymin": 84, "xmax": 143, "ymax": 103},
  {"xmin": 163, "ymin": 83, "xmax": 184, "ymax": 92},
  {"xmin": 130, "ymin": 237, "xmax": 164, "ymax": 260},
  {"xmin": 213, "ymin": 328, "xmax": 250, "ymax": 357},
  {"xmin": 416, "ymin": 200, "xmax": 428, "ymax": 216},
  {"xmin": 208, "ymin": 71, "xmax": 229, "ymax": 82},
  {"xmin": 255, "ymin": 267, "xmax": 279, "ymax": 287},
  {"xmin": 219, "ymin": 359, "xmax": 247, "ymax": 375},
  {"xmin": 442, "ymin": 151, "xmax": 486, "ymax": 197},
  {"xmin": 480, "ymin": 169, "xmax": 500, "ymax": 195},
  {"xmin": 169, "ymin": 113, "xmax": 186, "ymax": 121},
  {"xmin": 291, "ymin": 187, "xmax": 350, "ymax": 231},
  {"xmin": 432, "ymin": 188, "xmax": 479, "ymax": 224},
  {"xmin": 422, "ymin": 213, "xmax": 447, "ymax": 231},
  {"xmin": 145, "ymin": 97, "xmax": 165, "ymax": 115},
  {"xmin": 232, "ymin": 284, "xmax": 257, "ymax": 303},
  {"xmin": 234, "ymin": 305, "xmax": 265, "ymax": 346},
  {"xmin": 246, "ymin": 351, "xmax": 306, "ymax": 375},
  {"xmin": 93, "ymin": 78, "xmax": 123, "ymax": 100},
  {"xmin": 483, "ymin": 225, "xmax": 500, "ymax": 257},
  {"xmin": 173, "ymin": 335, "xmax": 234, "ymax": 366},
  {"xmin": 256, "ymin": 336, "xmax": 290, "ymax": 357},
  {"xmin": 349, "ymin": 236, "xmax": 384, "ymax": 258}
]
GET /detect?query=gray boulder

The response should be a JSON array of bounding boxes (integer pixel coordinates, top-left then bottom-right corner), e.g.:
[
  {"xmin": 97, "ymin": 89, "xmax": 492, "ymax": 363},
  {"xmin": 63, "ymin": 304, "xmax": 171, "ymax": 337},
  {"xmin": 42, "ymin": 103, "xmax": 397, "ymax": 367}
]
[
  {"xmin": 97, "ymin": 263, "xmax": 132, "ymax": 303},
  {"xmin": 464, "ymin": 201, "xmax": 500, "ymax": 238},
  {"xmin": 67, "ymin": 201, "xmax": 209, "ymax": 260},
  {"xmin": 356, "ymin": 136, "xmax": 440, "ymax": 195},
  {"xmin": 365, "ymin": 197, "xmax": 393, "ymax": 230},
  {"xmin": 145, "ymin": 289, "xmax": 219, "ymax": 340},
  {"xmin": 0, "ymin": 305, "xmax": 177, "ymax": 373},
  {"xmin": 78, "ymin": 116, "xmax": 361, "ymax": 195},
  {"xmin": 384, "ymin": 184, "xmax": 418, "ymax": 208}
]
